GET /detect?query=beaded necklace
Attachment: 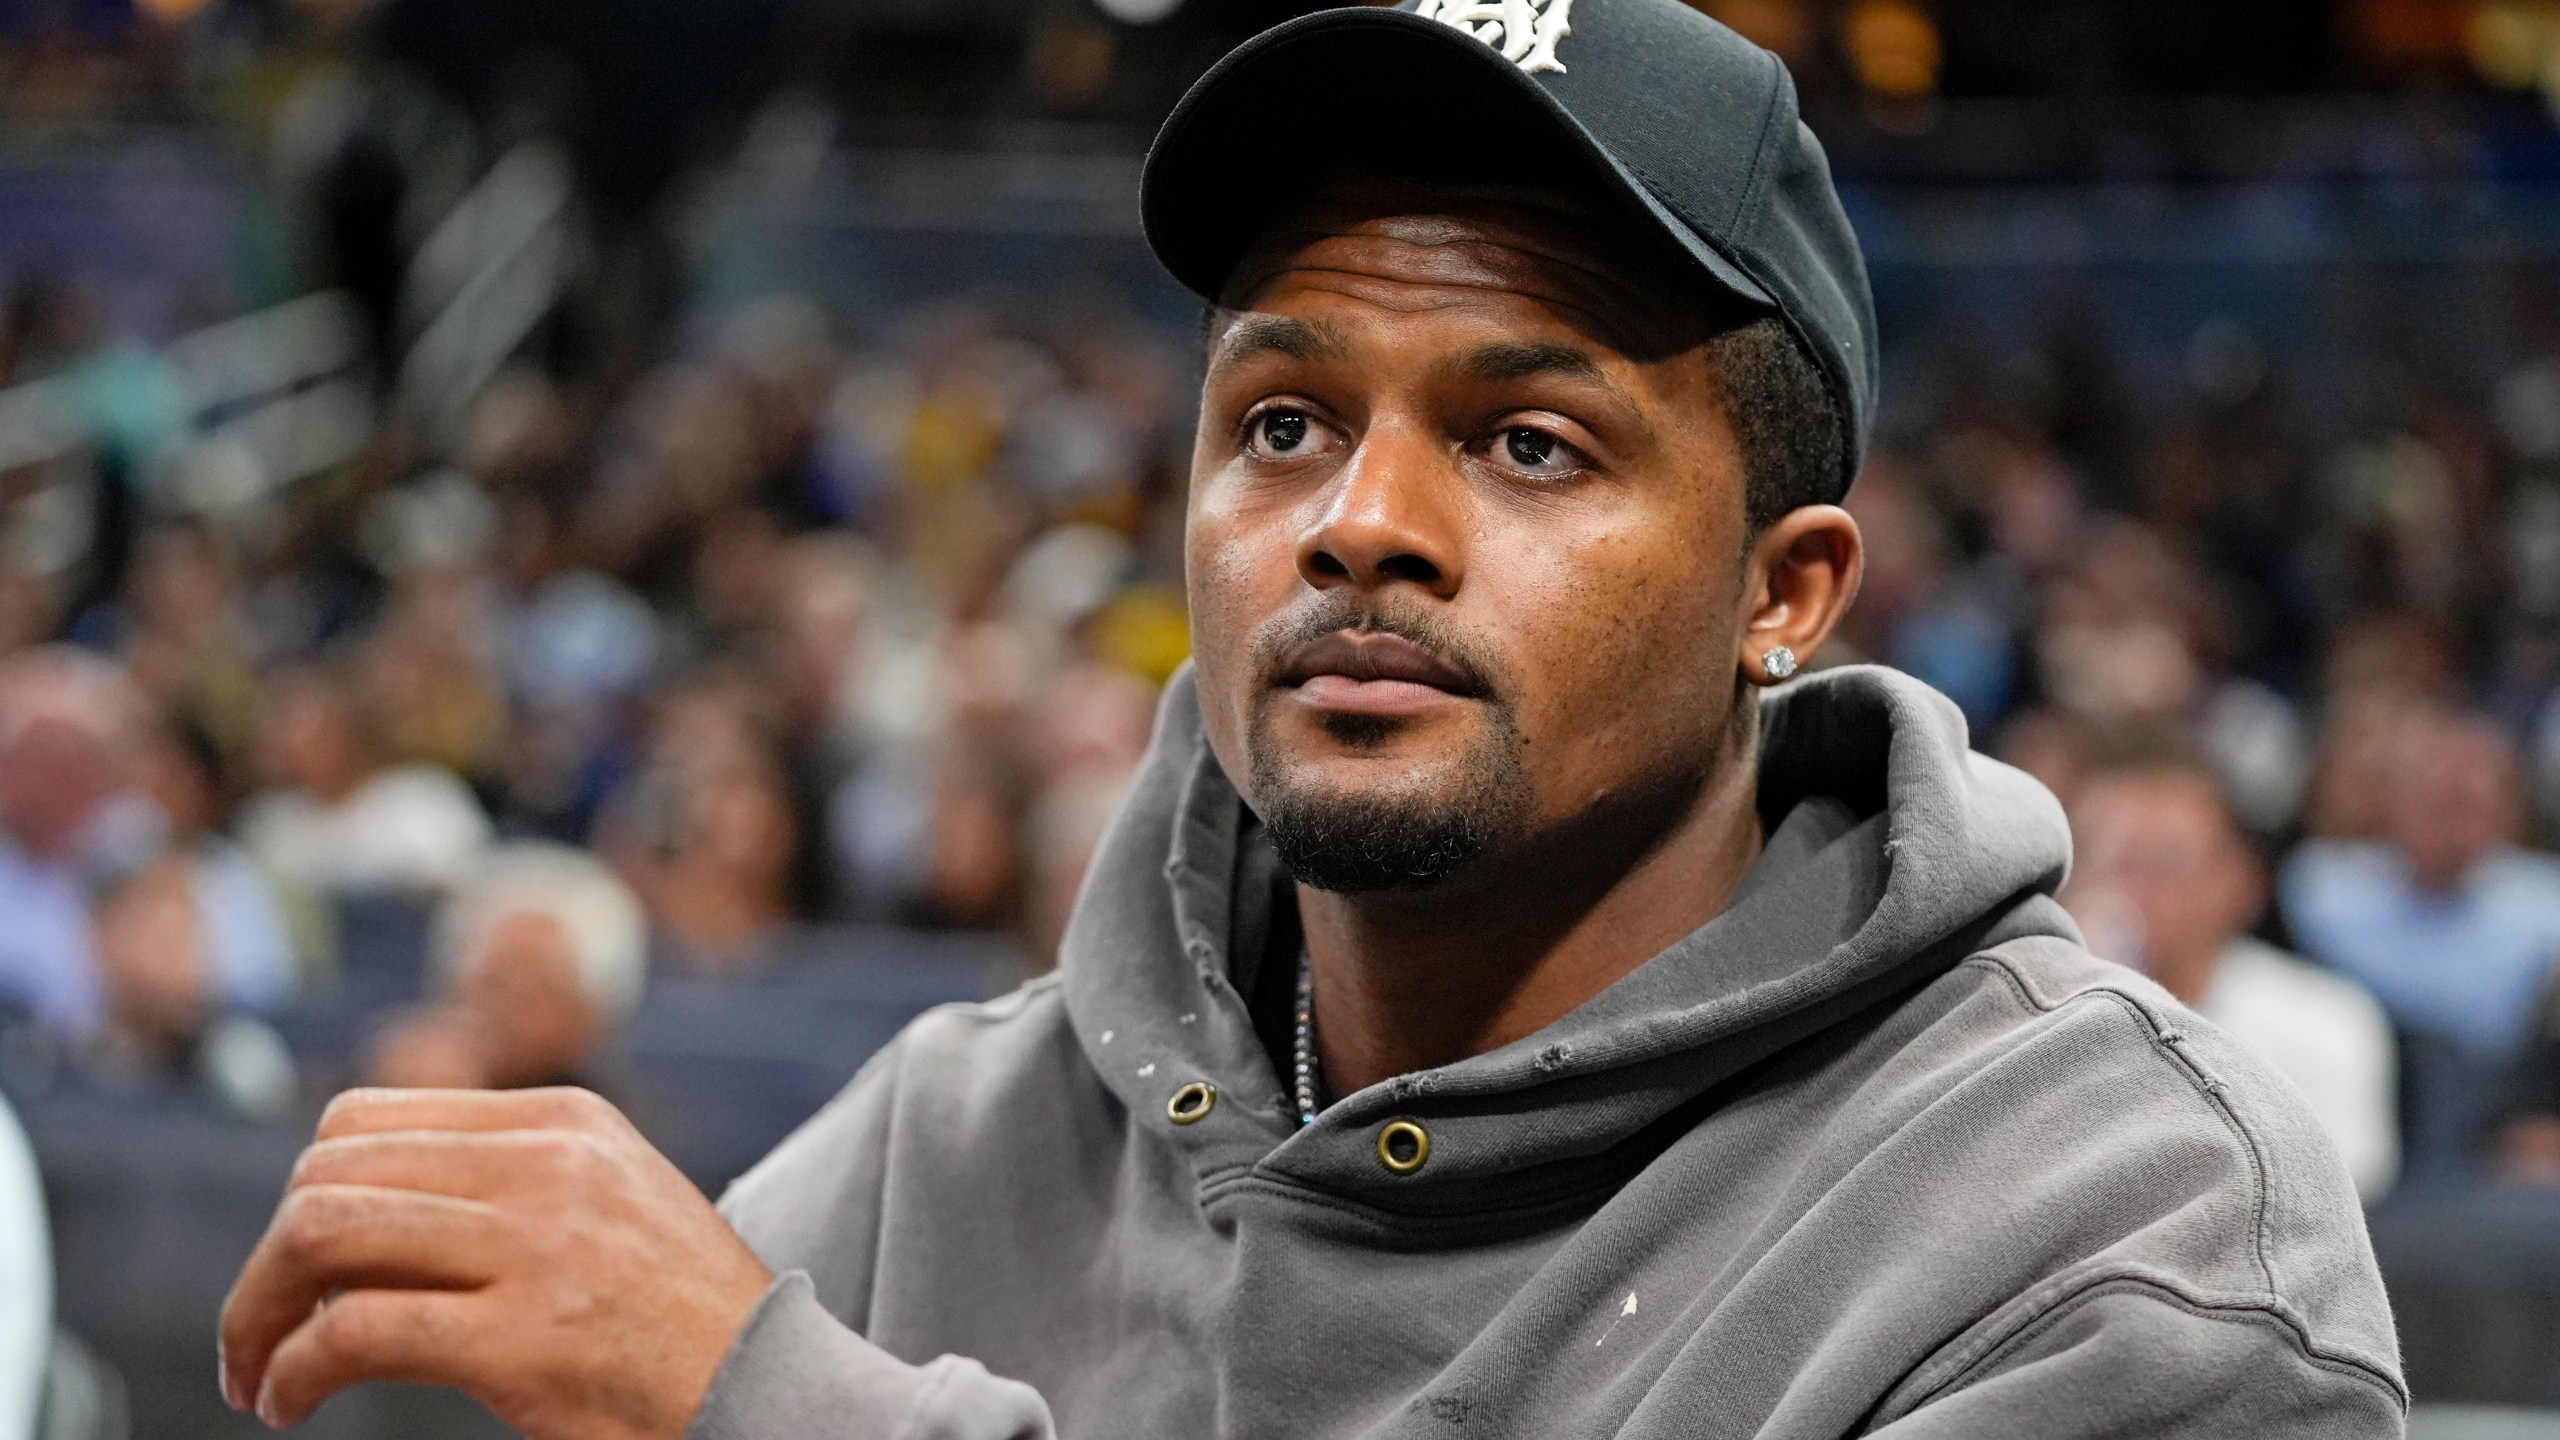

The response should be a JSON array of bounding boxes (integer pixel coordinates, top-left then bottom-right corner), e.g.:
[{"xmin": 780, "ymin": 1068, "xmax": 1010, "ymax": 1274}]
[{"xmin": 1293, "ymin": 951, "xmax": 1323, "ymax": 1127}]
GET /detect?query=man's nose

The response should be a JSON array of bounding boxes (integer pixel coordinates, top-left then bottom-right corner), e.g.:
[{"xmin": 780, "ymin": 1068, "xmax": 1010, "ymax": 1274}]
[{"xmin": 1294, "ymin": 425, "xmax": 1464, "ymax": 600}]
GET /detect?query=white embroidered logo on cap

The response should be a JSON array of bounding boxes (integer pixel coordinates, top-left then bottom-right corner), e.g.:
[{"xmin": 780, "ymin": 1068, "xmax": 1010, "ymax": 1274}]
[{"xmin": 1416, "ymin": 0, "xmax": 1576, "ymax": 76}]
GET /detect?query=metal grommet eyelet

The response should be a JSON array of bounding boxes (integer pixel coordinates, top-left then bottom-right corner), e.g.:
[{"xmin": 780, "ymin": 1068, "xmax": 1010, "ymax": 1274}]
[
  {"xmin": 1167, "ymin": 1081, "xmax": 1217, "ymax": 1125},
  {"xmin": 1376, "ymin": 1119, "xmax": 1431, "ymax": 1175}
]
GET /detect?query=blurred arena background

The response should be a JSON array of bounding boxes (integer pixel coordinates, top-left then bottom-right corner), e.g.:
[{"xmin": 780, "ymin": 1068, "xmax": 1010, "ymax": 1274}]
[{"xmin": 10, "ymin": 0, "xmax": 2560, "ymax": 1434}]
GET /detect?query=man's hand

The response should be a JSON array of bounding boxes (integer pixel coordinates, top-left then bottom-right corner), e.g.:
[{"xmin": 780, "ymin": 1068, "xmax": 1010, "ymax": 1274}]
[{"xmin": 219, "ymin": 1087, "xmax": 774, "ymax": 1438}]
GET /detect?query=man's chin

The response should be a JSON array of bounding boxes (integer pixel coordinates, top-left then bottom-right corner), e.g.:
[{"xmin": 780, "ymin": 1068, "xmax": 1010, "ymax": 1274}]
[
  {"xmin": 1244, "ymin": 693, "xmax": 1532, "ymax": 894},
  {"xmin": 1257, "ymin": 784, "xmax": 1495, "ymax": 895},
  {"xmin": 1246, "ymin": 759, "xmax": 1533, "ymax": 896}
]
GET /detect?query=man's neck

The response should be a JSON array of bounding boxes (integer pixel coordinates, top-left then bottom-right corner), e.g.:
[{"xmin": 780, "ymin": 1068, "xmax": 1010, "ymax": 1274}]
[{"xmin": 1298, "ymin": 708, "xmax": 1765, "ymax": 1098}]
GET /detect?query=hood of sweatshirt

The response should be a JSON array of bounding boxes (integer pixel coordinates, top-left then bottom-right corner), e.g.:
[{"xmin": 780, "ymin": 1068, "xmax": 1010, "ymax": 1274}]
[{"xmin": 1056, "ymin": 662, "xmax": 2080, "ymax": 1216}]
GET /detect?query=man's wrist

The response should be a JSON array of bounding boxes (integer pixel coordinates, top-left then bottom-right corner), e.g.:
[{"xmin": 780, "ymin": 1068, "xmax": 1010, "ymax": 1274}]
[{"xmin": 687, "ymin": 1273, "xmax": 1052, "ymax": 1440}]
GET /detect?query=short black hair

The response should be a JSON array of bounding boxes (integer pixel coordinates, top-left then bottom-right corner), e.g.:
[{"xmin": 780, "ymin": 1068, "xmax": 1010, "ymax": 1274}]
[
  {"xmin": 1200, "ymin": 305, "xmax": 1841, "ymax": 539},
  {"xmin": 1704, "ymin": 316, "xmax": 1842, "ymax": 537}
]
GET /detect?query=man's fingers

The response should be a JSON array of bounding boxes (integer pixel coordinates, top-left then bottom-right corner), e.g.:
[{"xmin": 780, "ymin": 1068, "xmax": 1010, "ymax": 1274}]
[
  {"xmin": 220, "ymin": 1185, "xmax": 501, "ymax": 1413},
  {"xmin": 252, "ymin": 1289, "xmax": 489, "ymax": 1429},
  {"xmin": 315, "ymin": 1085, "xmax": 630, "ymax": 1143},
  {"xmin": 289, "ymin": 1128, "xmax": 613, "ymax": 1201}
]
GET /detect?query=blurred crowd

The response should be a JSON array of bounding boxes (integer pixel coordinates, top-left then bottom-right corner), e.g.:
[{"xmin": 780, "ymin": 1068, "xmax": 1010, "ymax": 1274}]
[
  {"xmin": 0, "ymin": 266, "xmax": 1192, "ymax": 1141},
  {"xmin": 1849, "ymin": 321, "xmax": 2560, "ymax": 1197},
  {"xmin": 8, "ymin": 0, "xmax": 2560, "ymax": 1230},
  {"xmin": 20, "ymin": 208, "xmax": 2560, "ymax": 1215},
  {"xmin": 14, "ymin": 0, "xmax": 2560, "ymax": 1431},
  {"xmin": 24, "ymin": 245, "xmax": 2560, "ymax": 1219}
]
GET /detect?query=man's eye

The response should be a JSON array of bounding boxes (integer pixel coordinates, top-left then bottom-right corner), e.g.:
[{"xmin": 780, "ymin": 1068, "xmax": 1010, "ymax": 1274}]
[
  {"xmin": 1249, "ymin": 409, "xmax": 1319, "ymax": 459},
  {"xmin": 1498, "ymin": 427, "xmax": 1580, "ymax": 477}
]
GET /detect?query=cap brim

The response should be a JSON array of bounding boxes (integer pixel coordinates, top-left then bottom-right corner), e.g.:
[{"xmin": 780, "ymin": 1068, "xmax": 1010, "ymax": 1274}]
[{"xmin": 1142, "ymin": 6, "xmax": 1774, "ymax": 315}]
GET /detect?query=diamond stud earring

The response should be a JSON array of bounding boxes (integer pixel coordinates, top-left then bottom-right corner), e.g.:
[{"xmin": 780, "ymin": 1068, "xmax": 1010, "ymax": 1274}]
[{"xmin": 1762, "ymin": 646, "xmax": 1798, "ymax": 681}]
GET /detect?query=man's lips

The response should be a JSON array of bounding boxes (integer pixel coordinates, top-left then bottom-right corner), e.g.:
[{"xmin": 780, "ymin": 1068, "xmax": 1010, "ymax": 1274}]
[{"xmin": 1276, "ymin": 630, "xmax": 1482, "ymax": 718}]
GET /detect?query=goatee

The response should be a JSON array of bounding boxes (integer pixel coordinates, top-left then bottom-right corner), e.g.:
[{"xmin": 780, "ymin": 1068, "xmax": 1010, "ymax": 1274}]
[{"xmin": 1244, "ymin": 599, "xmax": 1530, "ymax": 894}]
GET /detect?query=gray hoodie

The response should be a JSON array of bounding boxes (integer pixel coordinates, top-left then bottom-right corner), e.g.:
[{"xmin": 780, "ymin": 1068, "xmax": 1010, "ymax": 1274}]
[{"xmin": 692, "ymin": 665, "xmax": 2405, "ymax": 1439}]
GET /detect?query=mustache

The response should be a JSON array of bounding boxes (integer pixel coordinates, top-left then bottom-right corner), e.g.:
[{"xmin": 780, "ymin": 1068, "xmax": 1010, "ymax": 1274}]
[{"xmin": 1250, "ymin": 594, "xmax": 1506, "ymax": 702}]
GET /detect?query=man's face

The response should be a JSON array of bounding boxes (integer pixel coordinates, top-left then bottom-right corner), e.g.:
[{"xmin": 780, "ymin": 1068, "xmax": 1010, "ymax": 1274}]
[
  {"xmin": 456, "ymin": 910, "xmax": 599, "ymax": 1088},
  {"xmin": 97, "ymin": 858, "xmax": 210, "ymax": 1047},
  {"xmin": 2384, "ymin": 718, "xmax": 2519, "ymax": 893},
  {"xmin": 0, "ymin": 714, "xmax": 112, "ymax": 859},
  {"xmin": 2065, "ymin": 771, "xmax": 2258, "ymax": 971},
  {"xmin": 1187, "ymin": 183, "xmax": 1756, "ymax": 893}
]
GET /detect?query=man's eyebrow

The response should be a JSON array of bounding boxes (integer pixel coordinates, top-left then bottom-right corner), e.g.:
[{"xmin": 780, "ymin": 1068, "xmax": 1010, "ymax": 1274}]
[
  {"xmin": 1451, "ymin": 341, "xmax": 1609, "ymax": 387},
  {"xmin": 1210, "ymin": 315, "xmax": 1351, "ymax": 369}
]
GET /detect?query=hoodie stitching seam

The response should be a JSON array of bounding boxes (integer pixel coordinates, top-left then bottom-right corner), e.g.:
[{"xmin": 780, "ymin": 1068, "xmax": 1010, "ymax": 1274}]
[
  {"xmin": 1962, "ymin": 951, "xmax": 2282, "ymax": 1303},
  {"xmin": 1956, "ymin": 947, "xmax": 2405, "ymax": 1402},
  {"xmin": 1891, "ymin": 1273, "xmax": 2407, "ymax": 1418},
  {"xmin": 894, "ymin": 1358, "xmax": 964, "ymax": 1440},
  {"xmin": 858, "ymin": 1033, "xmax": 914, "ymax": 1334},
  {"xmin": 1199, "ymin": 1169, "xmax": 1613, "ymax": 1231},
  {"xmin": 1883, "ymin": 1270, "xmax": 2407, "ymax": 1420},
  {"xmin": 1206, "ymin": 1174, "xmax": 1401, "ymax": 1223},
  {"xmin": 1204, "ymin": 1173, "xmax": 1443, "ymax": 1230}
]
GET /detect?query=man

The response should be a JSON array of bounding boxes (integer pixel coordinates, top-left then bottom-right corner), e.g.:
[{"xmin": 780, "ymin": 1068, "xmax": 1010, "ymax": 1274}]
[
  {"xmin": 366, "ymin": 843, "xmax": 649, "ymax": 1093},
  {"xmin": 2062, "ymin": 745, "xmax": 2398, "ymax": 1198},
  {"xmin": 237, "ymin": 663, "xmax": 492, "ymax": 898},
  {"xmin": 0, "ymin": 647, "xmax": 136, "ymax": 1036},
  {"xmin": 219, "ymin": 3, "xmax": 2402, "ymax": 1436},
  {"xmin": 2283, "ymin": 705, "xmax": 2560, "ymax": 1066},
  {"xmin": 2284, "ymin": 704, "xmax": 2560, "ymax": 1172}
]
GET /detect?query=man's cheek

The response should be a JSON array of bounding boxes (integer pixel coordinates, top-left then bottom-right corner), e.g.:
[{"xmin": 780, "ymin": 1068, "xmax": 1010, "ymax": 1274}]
[
  {"xmin": 1185, "ymin": 525, "xmax": 1269, "ymax": 767},
  {"xmin": 1186, "ymin": 556, "xmax": 1248, "ymax": 683},
  {"xmin": 1515, "ymin": 601, "xmax": 1684, "ymax": 753}
]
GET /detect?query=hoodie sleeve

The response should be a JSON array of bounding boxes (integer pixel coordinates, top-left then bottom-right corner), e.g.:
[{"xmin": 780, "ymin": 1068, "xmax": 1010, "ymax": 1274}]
[
  {"xmin": 686, "ymin": 1024, "xmax": 1061, "ymax": 1440},
  {"xmin": 1872, "ymin": 1285, "xmax": 2404, "ymax": 1437},
  {"xmin": 686, "ymin": 1273, "xmax": 1054, "ymax": 1440}
]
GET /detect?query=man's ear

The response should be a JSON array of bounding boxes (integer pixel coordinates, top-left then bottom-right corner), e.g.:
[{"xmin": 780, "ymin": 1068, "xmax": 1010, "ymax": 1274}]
[{"xmin": 1739, "ymin": 504, "xmax": 1863, "ymax": 685}]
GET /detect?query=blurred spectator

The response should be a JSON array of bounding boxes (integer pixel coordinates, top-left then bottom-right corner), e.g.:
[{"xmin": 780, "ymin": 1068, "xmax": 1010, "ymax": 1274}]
[
  {"xmin": 2065, "ymin": 744, "xmax": 2400, "ymax": 1199},
  {"xmin": 358, "ymin": 561, "xmax": 508, "ymax": 785},
  {"xmin": 0, "ymin": 648, "xmax": 136, "ymax": 1035},
  {"xmin": 2496, "ymin": 1001, "xmax": 2560, "ymax": 1185},
  {"xmin": 2298, "ymin": 689, "xmax": 2421, "ymax": 844},
  {"xmin": 130, "ymin": 717, "xmax": 297, "ymax": 1014},
  {"xmin": 2281, "ymin": 707, "xmax": 2560, "ymax": 1063},
  {"xmin": 2034, "ymin": 518, "xmax": 2207, "ymax": 730},
  {"xmin": 596, "ymin": 681, "xmax": 800, "ymax": 977},
  {"xmin": 0, "ymin": 1090, "xmax": 42, "ymax": 1440},
  {"xmin": 496, "ymin": 516, "xmax": 662, "ymax": 837},
  {"xmin": 1840, "ymin": 452, "xmax": 2017, "ymax": 728},
  {"xmin": 237, "ymin": 664, "xmax": 493, "ymax": 897},
  {"xmin": 89, "ymin": 859, "xmax": 208, "ymax": 1072},
  {"xmin": 84, "ymin": 856, "xmax": 299, "ymax": 1123},
  {"xmin": 1021, "ymin": 658, "xmax": 1157, "ymax": 962},
  {"xmin": 366, "ymin": 1004, "xmax": 494, "ymax": 1092},
  {"xmin": 114, "ymin": 523, "xmax": 262, "ymax": 766},
  {"xmin": 2299, "ymin": 618, "xmax": 2462, "ymax": 841},
  {"xmin": 1993, "ymin": 707, "xmax": 2100, "ymax": 816},
  {"xmin": 368, "ymin": 843, "xmax": 646, "ymax": 1093},
  {"xmin": 2282, "ymin": 706, "xmax": 2560, "ymax": 1173}
]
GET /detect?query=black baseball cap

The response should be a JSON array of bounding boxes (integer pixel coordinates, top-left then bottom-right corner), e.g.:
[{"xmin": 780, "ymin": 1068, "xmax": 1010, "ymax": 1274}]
[{"xmin": 1141, "ymin": 0, "xmax": 1878, "ymax": 500}]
